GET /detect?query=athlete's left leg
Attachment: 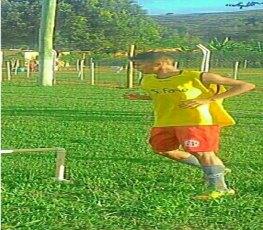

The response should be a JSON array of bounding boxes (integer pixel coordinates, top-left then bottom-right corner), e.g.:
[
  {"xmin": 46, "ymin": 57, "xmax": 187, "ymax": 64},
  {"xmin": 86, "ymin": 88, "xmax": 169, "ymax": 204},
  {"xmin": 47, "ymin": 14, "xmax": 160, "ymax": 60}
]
[
  {"xmin": 175, "ymin": 126, "xmax": 234, "ymax": 198},
  {"xmin": 193, "ymin": 151, "xmax": 228, "ymax": 190},
  {"xmin": 191, "ymin": 151, "xmax": 235, "ymax": 199}
]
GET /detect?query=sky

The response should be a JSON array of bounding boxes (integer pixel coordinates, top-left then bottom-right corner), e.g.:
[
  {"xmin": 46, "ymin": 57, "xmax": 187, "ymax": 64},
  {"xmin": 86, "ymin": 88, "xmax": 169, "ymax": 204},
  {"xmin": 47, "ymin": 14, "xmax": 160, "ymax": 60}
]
[{"xmin": 135, "ymin": 0, "xmax": 263, "ymax": 15}]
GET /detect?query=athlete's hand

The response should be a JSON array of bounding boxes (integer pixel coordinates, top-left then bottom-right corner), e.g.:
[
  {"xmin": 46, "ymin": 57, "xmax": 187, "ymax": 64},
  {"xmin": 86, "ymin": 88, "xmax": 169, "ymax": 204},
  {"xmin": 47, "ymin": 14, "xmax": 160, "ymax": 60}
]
[{"xmin": 179, "ymin": 98, "xmax": 213, "ymax": 109}]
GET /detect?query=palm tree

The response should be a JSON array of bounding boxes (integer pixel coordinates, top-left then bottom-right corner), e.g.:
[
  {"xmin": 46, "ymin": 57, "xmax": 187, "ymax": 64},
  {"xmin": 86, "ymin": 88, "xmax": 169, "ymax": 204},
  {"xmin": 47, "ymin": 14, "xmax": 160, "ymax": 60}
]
[{"xmin": 208, "ymin": 37, "xmax": 232, "ymax": 51}]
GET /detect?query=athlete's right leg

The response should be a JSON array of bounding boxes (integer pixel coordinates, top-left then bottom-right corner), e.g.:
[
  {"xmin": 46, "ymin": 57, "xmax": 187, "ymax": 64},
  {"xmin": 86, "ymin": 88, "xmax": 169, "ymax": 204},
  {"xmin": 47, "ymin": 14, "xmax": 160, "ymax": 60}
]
[
  {"xmin": 149, "ymin": 127, "xmax": 201, "ymax": 168},
  {"xmin": 156, "ymin": 150, "xmax": 201, "ymax": 168}
]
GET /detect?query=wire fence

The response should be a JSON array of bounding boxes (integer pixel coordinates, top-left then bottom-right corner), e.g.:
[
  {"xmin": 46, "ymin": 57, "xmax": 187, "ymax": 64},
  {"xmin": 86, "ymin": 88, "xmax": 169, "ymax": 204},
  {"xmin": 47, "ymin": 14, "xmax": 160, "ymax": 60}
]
[{"xmin": 1, "ymin": 50, "xmax": 262, "ymax": 87}]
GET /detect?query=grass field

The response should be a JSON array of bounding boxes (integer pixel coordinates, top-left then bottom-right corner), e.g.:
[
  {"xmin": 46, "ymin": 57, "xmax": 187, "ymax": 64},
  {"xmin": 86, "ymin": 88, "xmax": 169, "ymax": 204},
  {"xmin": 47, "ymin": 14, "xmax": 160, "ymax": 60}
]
[{"xmin": 1, "ymin": 69, "xmax": 263, "ymax": 230}]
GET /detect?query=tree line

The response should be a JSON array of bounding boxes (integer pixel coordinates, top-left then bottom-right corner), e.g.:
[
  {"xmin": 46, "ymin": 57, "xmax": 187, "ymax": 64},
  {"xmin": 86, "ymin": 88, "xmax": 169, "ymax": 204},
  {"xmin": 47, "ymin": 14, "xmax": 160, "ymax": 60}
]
[
  {"xmin": 2, "ymin": 0, "xmax": 162, "ymax": 52},
  {"xmin": 2, "ymin": 0, "xmax": 263, "ymax": 64}
]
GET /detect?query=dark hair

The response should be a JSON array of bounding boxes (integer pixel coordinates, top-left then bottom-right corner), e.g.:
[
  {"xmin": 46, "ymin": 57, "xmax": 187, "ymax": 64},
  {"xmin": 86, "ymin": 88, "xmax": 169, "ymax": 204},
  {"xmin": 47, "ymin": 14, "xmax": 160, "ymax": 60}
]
[{"xmin": 130, "ymin": 52, "xmax": 174, "ymax": 63}]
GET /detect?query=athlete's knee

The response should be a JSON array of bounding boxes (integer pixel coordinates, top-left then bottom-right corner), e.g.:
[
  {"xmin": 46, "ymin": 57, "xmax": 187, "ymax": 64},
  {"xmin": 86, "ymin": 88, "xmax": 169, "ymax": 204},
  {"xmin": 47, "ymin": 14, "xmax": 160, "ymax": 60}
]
[
  {"xmin": 194, "ymin": 152, "xmax": 214, "ymax": 158},
  {"xmin": 193, "ymin": 151, "xmax": 215, "ymax": 159},
  {"xmin": 153, "ymin": 150, "xmax": 169, "ymax": 156},
  {"xmin": 193, "ymin": 151, "xmax": 223, "ymax": 166},
  {"xmin": 154, "ymin": 149, "xmax": 186, "ymax": 160}
]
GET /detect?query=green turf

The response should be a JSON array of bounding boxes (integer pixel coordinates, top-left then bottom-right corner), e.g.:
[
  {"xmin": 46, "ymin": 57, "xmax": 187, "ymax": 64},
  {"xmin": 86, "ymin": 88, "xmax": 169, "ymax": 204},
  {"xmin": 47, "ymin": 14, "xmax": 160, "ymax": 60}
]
[{"xmin": 1, "ymin": 71, "xmax": 263, "ymax": 230}]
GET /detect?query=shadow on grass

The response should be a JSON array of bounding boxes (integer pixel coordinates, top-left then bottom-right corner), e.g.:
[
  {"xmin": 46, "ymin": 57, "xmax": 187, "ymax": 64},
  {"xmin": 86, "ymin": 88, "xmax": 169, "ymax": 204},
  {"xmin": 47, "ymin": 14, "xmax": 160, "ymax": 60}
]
[
  {"xmin": 74, "ymin": 155, "xmax": 162, "ymax": 164},
  {"xmin": 2, "ymin": 108, "xmax": 153, "ymax": 122}
]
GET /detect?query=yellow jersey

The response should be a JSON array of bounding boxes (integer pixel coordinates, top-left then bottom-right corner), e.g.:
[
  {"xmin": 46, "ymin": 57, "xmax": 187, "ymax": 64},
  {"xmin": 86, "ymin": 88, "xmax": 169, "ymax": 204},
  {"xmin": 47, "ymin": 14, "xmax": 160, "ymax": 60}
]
[{"xmin": 141, "ymin": 70, "xmax": 235, "ymax": 127}]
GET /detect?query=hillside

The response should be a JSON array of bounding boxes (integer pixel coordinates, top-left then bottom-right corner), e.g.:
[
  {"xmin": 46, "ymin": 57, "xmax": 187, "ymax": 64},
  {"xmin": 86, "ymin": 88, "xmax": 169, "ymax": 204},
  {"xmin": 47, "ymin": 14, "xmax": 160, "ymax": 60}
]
[{"xmin": 153, "ymin": 10, "xmax": 263, "ymax": 42}]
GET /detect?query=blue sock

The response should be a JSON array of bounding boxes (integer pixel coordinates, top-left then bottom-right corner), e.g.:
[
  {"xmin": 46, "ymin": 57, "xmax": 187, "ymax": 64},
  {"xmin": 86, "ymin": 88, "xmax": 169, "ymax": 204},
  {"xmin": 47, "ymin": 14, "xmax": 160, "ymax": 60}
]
[
  {"xmin": 178, "ymin": 155, "xmax": 201, "ymax": 168},
  {"xmin": 202, "ymin": 165, "xmax": 228, "ymax": 190}
]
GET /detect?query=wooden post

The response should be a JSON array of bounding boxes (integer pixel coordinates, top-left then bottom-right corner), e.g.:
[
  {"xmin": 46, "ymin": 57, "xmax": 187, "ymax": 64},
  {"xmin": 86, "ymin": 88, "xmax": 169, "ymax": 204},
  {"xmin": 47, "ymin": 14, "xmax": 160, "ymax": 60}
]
[
  {"xmin": 233, "ymin": 61, "xmax": 239, "ymax": 80},
  {"xmin": 90, "ymin": 58, "xmax": 95, "ymax": 85},
  {"xmin": 7, "ymin": 62, "xmax": 11, "ymax": 81},
  {"xmin": 127, "ymin": 44, "xmax": 135, "ymax": 88}
]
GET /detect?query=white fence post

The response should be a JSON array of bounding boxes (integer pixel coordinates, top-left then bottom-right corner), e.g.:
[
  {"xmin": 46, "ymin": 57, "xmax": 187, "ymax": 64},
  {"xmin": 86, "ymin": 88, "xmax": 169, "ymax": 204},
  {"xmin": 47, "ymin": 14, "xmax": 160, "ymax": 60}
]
[
  {"xmin": 55, "ymin": 148, "xmax": 66, "ymax": 181},
  {"xmin": 233, "ymin": 61, "xmax": 239, "ymax": 80},
  {"xmin": 78, "ymin": 60, "xmax": 84, "ymax": 80},
  {"xmin": 138, "ymin": 71, "xmax": 143, "ymax": 84},
  {"xmin": 26, "ymin": 60, "xmax": 30, "ymax": 78},
  {"xmin": 7, "ymin": 61, "xmax": 11, "ymax": 81},
  {"xmin": 76, "ymin": 59, "xmax": 80, "ymax": 71},
  {"xmin": 52, "ymin": 49, "xmax": 57, "ymax": 84},
  {"xmin": 244, "ymin": 59, "xmax": 248, "ymax": 69},
  {"xmin": 14, "ymin": 59, "xmax": 19, "ymax": 75},
  {"xmin": 90, "ymin": 58, "xmax": 95, "ymax": 85},
  {"xmin": 197, "ymin": 44, "xmax": 211, "ymax": 72},
  {"xmin": 127, "ymin": 44, "xmax": 135, "ymax": 88}
]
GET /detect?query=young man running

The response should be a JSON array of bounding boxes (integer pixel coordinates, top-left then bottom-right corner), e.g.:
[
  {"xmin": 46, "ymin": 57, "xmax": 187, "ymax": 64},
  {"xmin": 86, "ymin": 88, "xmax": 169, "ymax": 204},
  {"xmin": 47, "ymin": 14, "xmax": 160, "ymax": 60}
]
[{"xmin": 125, "ymin": 52, "xmax": 255, "ymax": 199}]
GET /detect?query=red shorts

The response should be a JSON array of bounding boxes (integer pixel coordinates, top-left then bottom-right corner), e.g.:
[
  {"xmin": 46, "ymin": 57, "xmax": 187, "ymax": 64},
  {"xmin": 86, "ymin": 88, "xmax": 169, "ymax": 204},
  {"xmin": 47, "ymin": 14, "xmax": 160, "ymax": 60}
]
[{"xmin": 149, "ymin": 125, "xmax": 220, "ymax": 153}]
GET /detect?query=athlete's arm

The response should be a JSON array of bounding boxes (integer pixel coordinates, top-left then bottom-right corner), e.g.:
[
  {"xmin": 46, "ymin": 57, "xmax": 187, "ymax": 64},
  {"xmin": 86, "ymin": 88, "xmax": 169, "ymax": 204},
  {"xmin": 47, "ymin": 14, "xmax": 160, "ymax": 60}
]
[
  {"xmin": 202, "ymin": 72, "xmax": 255, "ymax": 101},
  {"xmin": 124, "ymin": 93, "xmax": 152, "ymax": 100},
  {"xmin": 179, "ymin": 72, "xmax": 255, "ymax": 109}
]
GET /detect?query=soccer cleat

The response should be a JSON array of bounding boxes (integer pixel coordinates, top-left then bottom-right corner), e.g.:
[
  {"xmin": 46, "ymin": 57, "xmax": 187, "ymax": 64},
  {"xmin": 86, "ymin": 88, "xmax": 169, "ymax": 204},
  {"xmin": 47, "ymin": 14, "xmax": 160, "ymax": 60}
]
[
  {"xmin": 193, "ymin": 188, "xmax": 235, "ymax": 200},
  {"xmin": 224, "ymin": 168, "xmax": 232, "ymax": 175}
]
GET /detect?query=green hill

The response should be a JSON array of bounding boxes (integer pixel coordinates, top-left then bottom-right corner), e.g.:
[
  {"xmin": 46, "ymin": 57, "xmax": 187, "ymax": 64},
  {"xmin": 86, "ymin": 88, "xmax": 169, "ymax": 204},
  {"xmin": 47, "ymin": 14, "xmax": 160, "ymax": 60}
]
[{"xmin": 153, "ymin": 10, "xmax": 263, "ymax": 42}]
